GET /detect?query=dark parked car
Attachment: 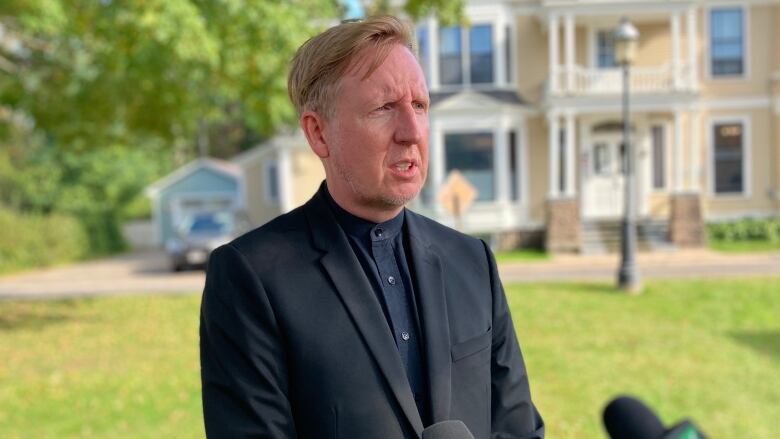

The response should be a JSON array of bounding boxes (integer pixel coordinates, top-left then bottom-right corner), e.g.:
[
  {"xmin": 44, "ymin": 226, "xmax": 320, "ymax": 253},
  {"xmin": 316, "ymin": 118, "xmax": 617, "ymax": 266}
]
[{"xmin": 166, "ymin": 210, "xmax": 252, "ymax": 271}]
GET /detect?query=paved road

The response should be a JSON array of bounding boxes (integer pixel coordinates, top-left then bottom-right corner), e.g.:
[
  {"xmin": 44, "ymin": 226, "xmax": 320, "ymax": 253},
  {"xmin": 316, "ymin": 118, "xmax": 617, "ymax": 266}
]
[
  {"xmin": 1, "ymin": 249, "xmax": 779, "ymax": 300},
  {"xmin": 0, "ymin": 250, "xmax": 205, "ymax": 300},
  {"xmin": 500, "ymin": 249, "xmax": 780, "ymax": 282}
]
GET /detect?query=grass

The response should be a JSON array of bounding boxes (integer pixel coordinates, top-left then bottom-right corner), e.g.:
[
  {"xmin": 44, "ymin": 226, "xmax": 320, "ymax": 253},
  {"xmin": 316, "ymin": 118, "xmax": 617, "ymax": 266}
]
[
  {"xmin": 708, "ymin": 239, "xmax": 780, "ymax": 253},
  {"xmin": 494, "ymin": 248, "xmax": 549, "ymax": 263},
  {"xmin": 0, "ymin": 294, "xmax": 203, "ymax": 439},
  {"xmin": 513, "ymin": 278, "xmax": 780, "ymax": 438},
  {"xmin": 1, "ymin": 278, "xmax": 779, "ymax": 438}
]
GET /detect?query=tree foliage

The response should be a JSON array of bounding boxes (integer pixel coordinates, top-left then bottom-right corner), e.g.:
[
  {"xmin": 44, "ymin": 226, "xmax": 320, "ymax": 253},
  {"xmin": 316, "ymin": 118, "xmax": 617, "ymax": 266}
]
[
  {"xmin": 0, "ymin": 0, "xmax": 339, "ymax": 150},
  {"xmin": 0, "ymin": 0, "xmax": 462, "ymax": 256}
]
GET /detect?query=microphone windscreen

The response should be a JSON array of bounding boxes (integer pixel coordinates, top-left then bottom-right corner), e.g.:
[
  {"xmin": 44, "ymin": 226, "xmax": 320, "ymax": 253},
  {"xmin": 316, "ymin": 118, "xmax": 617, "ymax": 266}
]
[
  {"xmin": 421, "ymin": 420, "xmax": 475, "ymax": 439},
  {"xmin": 603, "ymin": 395, "xmax": 666, "ymax": 439}
]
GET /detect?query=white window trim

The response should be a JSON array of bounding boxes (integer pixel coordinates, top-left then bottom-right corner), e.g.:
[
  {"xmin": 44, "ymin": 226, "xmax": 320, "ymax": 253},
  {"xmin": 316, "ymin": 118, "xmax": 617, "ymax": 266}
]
[
  {"xmin": 432, "ymin": 112, "xmax": 528, "ymax": 207},
  {"xmin": 649, "ymin": 122, "xmax": 672, "ymax": 193},
  {"xmin": 418, "ymin": 5, "xmax": 516, "ymax": 92},
  {"xmin": 704, "ymin": 4, "xmax": 750, "ymax": 81},
  {"xmin": 263, "ymin": 160, "xmax": 281, "ymax": 204},
  {"xmin": 707, "ymin": 115, "xmax": 751, "ymax": 198},
  {"xmin": 588, "ymin": 25, "xmax": 620, "ymax": 71}
]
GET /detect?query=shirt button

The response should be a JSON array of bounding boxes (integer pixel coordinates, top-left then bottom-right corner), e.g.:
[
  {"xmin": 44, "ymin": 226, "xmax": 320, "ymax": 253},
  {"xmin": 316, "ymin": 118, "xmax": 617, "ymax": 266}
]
[
  {"xmin": 388, "ymin": 276, "xmax": 396, "ymax": 285},
  {"xmin": 401, "ymin": 331, "xmax": 410, "ymax": 341},
  {"xmin": 374, "ymin": 228, "xmax": 384, "ymax": 238}
]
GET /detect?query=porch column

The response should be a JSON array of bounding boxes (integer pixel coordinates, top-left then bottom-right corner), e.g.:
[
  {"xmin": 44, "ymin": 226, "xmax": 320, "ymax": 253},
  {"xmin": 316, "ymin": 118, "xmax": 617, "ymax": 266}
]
[
  {"xmin": 564, "ymin": 110, "xmax": 577, "ymax": 197},
  {"xmin": 547, "ymin": 113, "xmax": 561, "ymax": 198},
  {"xmin": 495, "ymin": 117, "xmax": 510, "ymax": 204},
  {"xmin": 428, "ymin": 16, "xmax": 440, "ymax": 90},
  {"xmin": 687, "ymin": 7, "xmax": 698, "ymax": 89},
  {"xmin": 671, "ymin": 11, "xmax": 682, "ymax": 90},
  {"xmin": 564, "ymin": 13, "xmax": 575, "ymax": 93},
  {"xmin": 431, "ymin": 120, "xmax": 445, "ymax": 214},
  {"xmin": 689, "ymin": 109, "xmax": 701, "ymax": 192},
  {"xmin": 549, "ymin": 13, "xmax": 560, "ymax": 94},
  {"xmin": 495, "ymin": 15, "xmax": 508, "ymax": 87},
  {"xmin": 279, "ymin": 147, "xmax": 294, "ymax": 213},
  {"xmin": 673, "ymin": 108, "xmax": 684, "ymax": 192}
]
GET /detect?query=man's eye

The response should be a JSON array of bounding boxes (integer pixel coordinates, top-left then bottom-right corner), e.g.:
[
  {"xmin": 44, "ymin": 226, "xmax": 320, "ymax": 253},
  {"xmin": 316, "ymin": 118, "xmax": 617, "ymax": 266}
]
[
  {"xmin": 413, "ymin": 102, "xmax": 427, "ymax": 111},
  {"xmin": 376, "ymin": 104, "xmax": 391, "ymax": 111}
]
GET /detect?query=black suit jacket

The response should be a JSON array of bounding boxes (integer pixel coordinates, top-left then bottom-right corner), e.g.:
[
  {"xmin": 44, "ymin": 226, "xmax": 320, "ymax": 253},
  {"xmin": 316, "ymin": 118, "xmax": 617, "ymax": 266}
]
[{"xmin": 200, "ymin": 189, "xmax": 544, "ymax": 438}]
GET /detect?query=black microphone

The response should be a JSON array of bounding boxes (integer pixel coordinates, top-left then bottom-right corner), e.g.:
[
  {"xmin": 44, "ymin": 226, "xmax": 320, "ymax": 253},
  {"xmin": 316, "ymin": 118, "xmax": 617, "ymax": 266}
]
[
  {"xmin": 603, "ymin": 395, "xmax": 709, "ymax": 439},
  {"xmin": 421, "ymin": 420, "xmax": 475, "ymax": 439}
]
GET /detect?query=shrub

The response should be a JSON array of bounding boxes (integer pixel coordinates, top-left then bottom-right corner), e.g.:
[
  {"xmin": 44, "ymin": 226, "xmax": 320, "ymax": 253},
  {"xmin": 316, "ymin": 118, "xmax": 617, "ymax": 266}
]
[
  {"xmin": 706, "ymin": 217, "xmax": 780, "ymax": 244},
  {"xmin": 0, "ymin": 207, "xmax": 88, "ymax": 274}
]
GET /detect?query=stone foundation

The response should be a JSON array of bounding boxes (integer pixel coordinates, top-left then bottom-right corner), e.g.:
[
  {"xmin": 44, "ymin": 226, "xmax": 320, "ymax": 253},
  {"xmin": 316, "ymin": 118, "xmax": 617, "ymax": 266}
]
[
  {"xmin": 493, "ymin": 229, "xmax": 545, "ymax": 252},
  {"xmin": 545, "ymin": 197, "xmax": 581, "ymax": 253},
  {"xmin": 669, "ymin": 193, "xmax": 706, "ymax": 247}
]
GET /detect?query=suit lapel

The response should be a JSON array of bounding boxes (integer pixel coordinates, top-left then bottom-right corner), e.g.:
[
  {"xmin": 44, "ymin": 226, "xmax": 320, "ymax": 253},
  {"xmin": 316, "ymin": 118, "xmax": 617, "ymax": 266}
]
[
  {"xmin": 406, "ymin": 212, "xmax": 452, "ymax": 423},
  {"xmin": 304, "ymin": 191, "xmax": 424, "ymax": 437}
]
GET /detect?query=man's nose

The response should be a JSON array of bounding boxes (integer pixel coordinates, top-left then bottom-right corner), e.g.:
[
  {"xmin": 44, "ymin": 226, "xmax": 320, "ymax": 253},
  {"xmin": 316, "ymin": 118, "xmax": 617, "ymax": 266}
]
[{"xmin": 394, "ymin": 105, "xmax": 425, "ymax": 146}]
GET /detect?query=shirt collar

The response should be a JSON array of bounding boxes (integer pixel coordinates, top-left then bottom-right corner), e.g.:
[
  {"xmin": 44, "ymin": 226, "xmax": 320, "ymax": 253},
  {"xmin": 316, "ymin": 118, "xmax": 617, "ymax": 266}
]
[{"xmin": 321, "ymin": 182, "xmax": 405, "ymax": 243}]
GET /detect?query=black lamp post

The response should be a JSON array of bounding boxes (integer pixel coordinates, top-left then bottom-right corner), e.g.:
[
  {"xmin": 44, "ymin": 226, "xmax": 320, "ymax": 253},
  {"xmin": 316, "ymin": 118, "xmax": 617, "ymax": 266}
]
[{"xmin": 614, "ymin": 17, "xmax": 641, "ymax": 293}]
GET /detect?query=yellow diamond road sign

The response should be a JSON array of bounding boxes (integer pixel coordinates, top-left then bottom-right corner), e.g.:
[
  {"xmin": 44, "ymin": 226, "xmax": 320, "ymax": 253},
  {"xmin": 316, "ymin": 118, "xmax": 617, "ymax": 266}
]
[{"xmin": 438, "ymin": 170, "xmax": 478, "ymax": 217}]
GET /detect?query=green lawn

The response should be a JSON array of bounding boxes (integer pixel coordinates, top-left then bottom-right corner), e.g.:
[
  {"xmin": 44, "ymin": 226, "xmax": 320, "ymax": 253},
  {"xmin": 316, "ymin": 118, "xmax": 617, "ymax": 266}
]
[
  {"xmin": 709, "ymin": 240, "xmax": 780, "ymax": 253},
  {"xmin": 1, "ymin": 278, "xmax": 779, "ymax": 438},
  {"xmin": 494, "ymin": 248, "xmax": 549, "ymax": 263}
]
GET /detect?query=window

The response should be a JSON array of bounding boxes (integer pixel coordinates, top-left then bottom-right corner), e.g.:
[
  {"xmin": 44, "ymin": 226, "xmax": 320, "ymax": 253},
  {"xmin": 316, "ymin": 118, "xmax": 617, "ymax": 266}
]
[
  {"xmin": 558, "ymin": 129, "xmax": 566, "ymax": 192},
  {"xmin": 713, "ymin": 121, "xmax": 745, "ymax": 194},
  {"xmin": 469, "ymin": 25, "xmax": 493, "ymax": 84},
  {"xmin": 651, "ymin": 125, "xmax": 666, "ymax": 189},
  {"xmin": 710, "ymin": 8, "xmax": 744, "ymax": 76},
  {"xmin": 596, "ymin": 30, "xmax": 617, "ymax": 68},
  {"xmin": 593, "ymin": 143, "xmax": 610, "ymax": 175},
  {"xmin": 509, "ymin": 131, "xmax": 519, "ymax": 201},
  {"xmin": 438, "ymin": 24, "xmax": 494, "ymax": 86},
  {"xmin": 417, "ymin": 27, "xmax": 430, "ymax": 84},
  {"xmin": 505, "ymin": 25, "xmax": 512, "ymax": 83},
  {"xmin": 445, "ymin": 132, "xmax": 495, "ymax": 201},
  {"xmin": 265, "ymin": 161, "xmax": 279, "ymax": 203},
  {"xmin": 439, "ymin": 26, "xmax": 463, "ymax": 85}
]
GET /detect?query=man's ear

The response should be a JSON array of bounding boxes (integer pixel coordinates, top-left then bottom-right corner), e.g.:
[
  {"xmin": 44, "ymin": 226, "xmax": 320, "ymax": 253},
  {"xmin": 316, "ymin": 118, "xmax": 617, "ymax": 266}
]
[{"xmin": 300, "ymin": 110, "xmax": 330, "ymax": 159}]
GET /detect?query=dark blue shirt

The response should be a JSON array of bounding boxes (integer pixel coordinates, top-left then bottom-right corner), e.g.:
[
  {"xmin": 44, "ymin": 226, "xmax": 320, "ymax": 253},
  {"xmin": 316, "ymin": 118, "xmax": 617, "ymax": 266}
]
[{"xmin": 323, "ymin": 184, "xmax": 430, "ymax": 425}]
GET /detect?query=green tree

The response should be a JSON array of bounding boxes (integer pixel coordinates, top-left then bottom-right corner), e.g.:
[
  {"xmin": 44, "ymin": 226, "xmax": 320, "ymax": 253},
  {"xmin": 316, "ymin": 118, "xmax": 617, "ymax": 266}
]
[{"xmin": 0, "ymin": 0, "xmax": 463, "ymax": 257}]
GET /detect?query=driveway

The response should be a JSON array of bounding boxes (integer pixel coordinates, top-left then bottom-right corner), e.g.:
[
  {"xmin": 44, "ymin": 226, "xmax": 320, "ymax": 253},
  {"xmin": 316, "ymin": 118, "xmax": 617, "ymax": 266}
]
[
  {"xmin": 0, "ymin": 250, "xmax": 205, "ymax": 300},
  {"xmin": 1, "ymin": 248, "xmax": 779, "ymax": 300}
]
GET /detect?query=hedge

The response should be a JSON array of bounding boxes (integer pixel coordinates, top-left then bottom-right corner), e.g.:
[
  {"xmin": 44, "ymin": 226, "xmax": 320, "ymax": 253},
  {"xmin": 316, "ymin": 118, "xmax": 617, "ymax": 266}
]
[
  {"xmin": 706, "ymin": 217, "xmax": 780, "ymax": 243},
  {"xmin": 0, "ymin": 207, "xmax": 88, "ymax": 274}
]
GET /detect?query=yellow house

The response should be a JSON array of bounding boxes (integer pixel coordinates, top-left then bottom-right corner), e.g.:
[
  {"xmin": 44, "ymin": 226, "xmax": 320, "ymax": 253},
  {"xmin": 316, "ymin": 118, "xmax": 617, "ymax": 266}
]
[
  {"xmin": 412, "ymin": 0, "xmax": 780, "ymax": 252},
  {"xmin": 240, "ymin": 0, "xmax": 780, "ymax": 253}
]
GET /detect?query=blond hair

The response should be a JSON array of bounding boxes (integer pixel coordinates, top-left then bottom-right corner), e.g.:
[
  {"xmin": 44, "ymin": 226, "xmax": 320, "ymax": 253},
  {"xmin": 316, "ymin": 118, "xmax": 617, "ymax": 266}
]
[{"xmin": 288, "ymin": 15, "xmax": 414, "ymax": 118}]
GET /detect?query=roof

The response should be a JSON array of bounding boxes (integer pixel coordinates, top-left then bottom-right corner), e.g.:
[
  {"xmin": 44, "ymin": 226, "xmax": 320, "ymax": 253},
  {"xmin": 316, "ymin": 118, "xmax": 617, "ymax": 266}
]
[
  {"xmin": 145, "ymin": 157, "xmax": 243, "ymax": 198},
  {"xmin": 232, "ymin": 130, "xmax": 309, "ymax": 166},
  {"xmin": 430, "ymin": 89, "xmax": 530, "ymax": 107}
]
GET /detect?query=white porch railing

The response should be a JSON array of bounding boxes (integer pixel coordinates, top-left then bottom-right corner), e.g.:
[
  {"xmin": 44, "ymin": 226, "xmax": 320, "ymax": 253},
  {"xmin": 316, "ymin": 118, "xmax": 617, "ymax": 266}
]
[{"xmin": 551, "ymin": 63, "xmax": 695, "ymax": 96}]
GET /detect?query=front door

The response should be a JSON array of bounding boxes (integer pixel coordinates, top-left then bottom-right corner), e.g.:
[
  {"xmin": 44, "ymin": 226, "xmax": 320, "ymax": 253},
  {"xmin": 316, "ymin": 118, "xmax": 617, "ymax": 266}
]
[{"xmin": 582, "ymin": 134, "xmax": 626, "ymax": 219}]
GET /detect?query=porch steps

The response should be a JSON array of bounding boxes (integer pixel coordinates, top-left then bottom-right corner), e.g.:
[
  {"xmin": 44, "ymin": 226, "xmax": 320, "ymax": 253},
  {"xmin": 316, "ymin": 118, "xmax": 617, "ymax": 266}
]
[{"xmin": 580, "ymin": 219, "xmax": 675, "ymax": 254}]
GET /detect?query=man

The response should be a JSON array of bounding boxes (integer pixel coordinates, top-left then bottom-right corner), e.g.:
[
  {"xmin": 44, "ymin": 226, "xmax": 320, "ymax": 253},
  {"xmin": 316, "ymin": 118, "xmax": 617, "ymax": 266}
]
[{"xmin": 200, "ymin": 15, "xmax": 544, "ymax": 439}]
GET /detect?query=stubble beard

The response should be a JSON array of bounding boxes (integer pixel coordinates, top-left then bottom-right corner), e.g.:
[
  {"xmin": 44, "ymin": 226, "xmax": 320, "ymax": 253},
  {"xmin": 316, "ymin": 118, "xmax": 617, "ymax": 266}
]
[{"xmin": 332, "ymin": 154, "xmax": 422, "ymax": 210}]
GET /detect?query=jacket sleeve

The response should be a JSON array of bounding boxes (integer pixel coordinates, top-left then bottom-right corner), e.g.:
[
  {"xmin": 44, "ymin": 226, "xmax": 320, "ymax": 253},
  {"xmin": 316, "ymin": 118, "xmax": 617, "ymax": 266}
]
[
  {"xmin": 200, "ymin": 244, "xmax": 297, "ymax": 438},
  {"xmin": 482, "ymin": 240, "xmax": 545, "ymax": 439}
]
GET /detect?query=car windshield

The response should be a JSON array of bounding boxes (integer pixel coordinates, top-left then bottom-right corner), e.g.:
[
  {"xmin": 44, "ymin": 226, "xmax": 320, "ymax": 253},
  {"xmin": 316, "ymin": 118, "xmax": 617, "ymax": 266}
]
[{"xmin": 184, "ymin": 213, "xmax": 233, "ymax": 235}]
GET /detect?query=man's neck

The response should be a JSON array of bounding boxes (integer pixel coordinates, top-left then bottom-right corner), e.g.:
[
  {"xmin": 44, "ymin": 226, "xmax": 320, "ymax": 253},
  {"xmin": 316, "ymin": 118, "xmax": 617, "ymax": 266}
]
[{"xmin": 324, "ymin": 184, "xmax": 404, "ymax": 224}]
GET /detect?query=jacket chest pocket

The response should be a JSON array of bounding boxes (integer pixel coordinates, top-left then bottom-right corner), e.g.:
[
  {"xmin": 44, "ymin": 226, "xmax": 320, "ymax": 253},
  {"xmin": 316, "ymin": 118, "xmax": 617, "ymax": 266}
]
[
  {"xmin": 450, "ymin": 328, "xmax": 492, "ymax": 439},
  {"xmin": 451, "ymin": 327, "xmax": 492, "ymax": 365}
]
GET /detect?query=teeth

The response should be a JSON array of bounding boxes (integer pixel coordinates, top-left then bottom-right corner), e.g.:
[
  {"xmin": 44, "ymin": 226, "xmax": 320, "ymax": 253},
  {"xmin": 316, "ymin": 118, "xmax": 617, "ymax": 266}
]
[{"xmin": 395, "ymin": 162, "xmax": 411, "ymax": 171}]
